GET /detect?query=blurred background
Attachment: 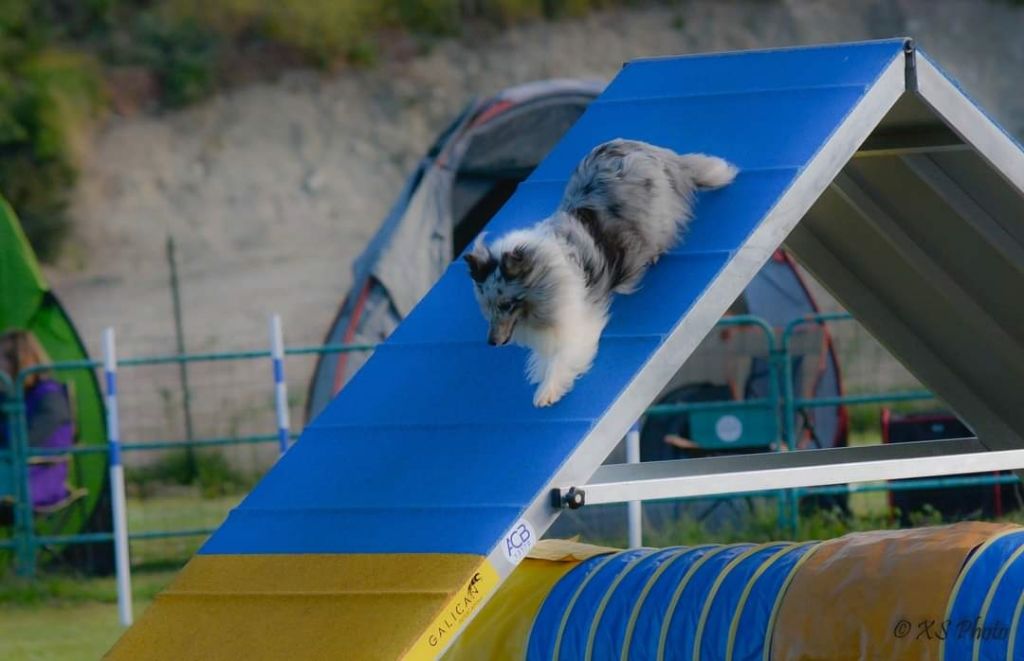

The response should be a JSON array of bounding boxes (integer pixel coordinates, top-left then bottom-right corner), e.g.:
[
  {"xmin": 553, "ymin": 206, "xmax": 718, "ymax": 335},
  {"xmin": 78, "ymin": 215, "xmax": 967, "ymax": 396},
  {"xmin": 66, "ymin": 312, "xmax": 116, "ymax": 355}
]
[{"xmin": 2, "ymin": 1, "xmax": 1024, "ymax": 657}]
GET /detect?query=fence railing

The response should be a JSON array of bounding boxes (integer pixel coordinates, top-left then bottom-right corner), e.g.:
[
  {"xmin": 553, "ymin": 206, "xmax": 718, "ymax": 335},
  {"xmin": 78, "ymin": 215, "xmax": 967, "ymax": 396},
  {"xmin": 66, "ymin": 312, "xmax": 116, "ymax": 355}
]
[
  {"xmin": 0, "ymin": 313, "xmax": 1017, "ymax": 577},
  {"xmin": 1, "ymin": 335, "xmax": 374, "ymax": 577}
]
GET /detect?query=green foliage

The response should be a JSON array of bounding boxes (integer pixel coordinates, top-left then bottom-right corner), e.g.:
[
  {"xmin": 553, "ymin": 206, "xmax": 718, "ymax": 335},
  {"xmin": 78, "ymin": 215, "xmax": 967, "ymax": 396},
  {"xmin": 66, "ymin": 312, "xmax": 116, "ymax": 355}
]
[
  {"xmin": 126, "ymin": 449, "xmax": 193, "ymax": 491},
  {"xmin": 117, "ymin": 13, "xmax": 220, "ymax": 108},
  {"xmin": 165, "ymin": 0, "xmax": 650, "ymax": 64},
  {"xmin": 194, "ymin": 450, "xmax": 255, "ymax": 497},
  {"xmin": 0, "ymin": 41, "xmax": 103, "ymax": 261},
  {"xmin": 166, "ymin": 0, "xmax": 385, "ymax": 65},
  {"xmin": 845, "ymin": 395, "xmax": 939, "ymax": 436},
  {"xmin": 388, "ymin": 0, "xmax": 463, "ymax": 35},
  {"xmin": 126, "ymin": 449, "xmax": 256, "ymax": 498},
  {"xmin": 0, "ymin": 2, "xmax": 108, "ymax": 261},
  {"xmin": 602, "ymin": 501, "xmax": 947, "ymax": 549},
  {"xmin": 489, "ymin": 0, "xmax": 545, "ymax": 24},
  {"xmin": 0, "ymin": 566, "xmax": 174, "ymax": 606}
]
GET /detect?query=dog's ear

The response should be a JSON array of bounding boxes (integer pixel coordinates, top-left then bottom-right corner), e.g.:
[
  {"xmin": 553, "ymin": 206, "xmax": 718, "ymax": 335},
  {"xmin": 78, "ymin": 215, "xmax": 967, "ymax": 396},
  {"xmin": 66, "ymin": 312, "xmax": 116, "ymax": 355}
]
[
  {"xmin": 500, "ymin": 245, "xmax": 533, "ymax": 281},
  {"xmin": 463, "ymin": 235, "xmax": 495, "ymax": 283}
]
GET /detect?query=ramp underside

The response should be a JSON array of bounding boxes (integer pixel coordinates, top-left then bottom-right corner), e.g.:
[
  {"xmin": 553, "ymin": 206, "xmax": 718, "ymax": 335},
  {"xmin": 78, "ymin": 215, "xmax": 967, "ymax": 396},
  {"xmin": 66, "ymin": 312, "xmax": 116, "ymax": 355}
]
[
  {"xmin": 789, "ymin": 63, "xmax": 1024, "ymax": 452},
  {"xmin": 110, "ymin": 39, "xmax": 1024, "ymax": 660}
]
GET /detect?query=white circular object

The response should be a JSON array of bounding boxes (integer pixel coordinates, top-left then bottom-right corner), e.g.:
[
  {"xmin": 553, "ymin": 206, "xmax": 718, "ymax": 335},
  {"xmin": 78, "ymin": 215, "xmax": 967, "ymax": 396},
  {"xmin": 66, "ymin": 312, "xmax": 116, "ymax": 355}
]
[{"xmin": 715, "ymin": 415, "xmax": 743, "ymax": 443}]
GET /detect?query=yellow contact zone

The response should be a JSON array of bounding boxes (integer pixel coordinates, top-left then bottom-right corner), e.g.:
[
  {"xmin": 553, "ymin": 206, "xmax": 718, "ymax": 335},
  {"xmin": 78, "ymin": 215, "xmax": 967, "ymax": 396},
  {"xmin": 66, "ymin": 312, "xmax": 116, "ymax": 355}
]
[
  {"xmin": 403, "ymin": 560, "xmax": 501, "ymax": 660},
  {"xmin": 106, "ymin": 552, "xmax": 490, "ymax": 661}
]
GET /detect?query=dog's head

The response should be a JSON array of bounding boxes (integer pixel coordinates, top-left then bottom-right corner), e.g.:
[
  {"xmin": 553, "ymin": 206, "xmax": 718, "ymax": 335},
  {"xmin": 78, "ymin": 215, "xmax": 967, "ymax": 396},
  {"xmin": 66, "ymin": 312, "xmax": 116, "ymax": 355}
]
[{"xmin": 464, "ymin": 235, "xmax": 535, "ymax": 346}]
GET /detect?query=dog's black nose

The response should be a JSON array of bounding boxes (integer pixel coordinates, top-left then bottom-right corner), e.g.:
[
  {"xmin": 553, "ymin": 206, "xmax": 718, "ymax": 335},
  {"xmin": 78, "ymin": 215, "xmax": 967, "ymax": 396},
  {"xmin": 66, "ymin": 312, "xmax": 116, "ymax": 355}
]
[{"xmin": 487, "ymin": 337, "xmax": 497, "ymax": 346}]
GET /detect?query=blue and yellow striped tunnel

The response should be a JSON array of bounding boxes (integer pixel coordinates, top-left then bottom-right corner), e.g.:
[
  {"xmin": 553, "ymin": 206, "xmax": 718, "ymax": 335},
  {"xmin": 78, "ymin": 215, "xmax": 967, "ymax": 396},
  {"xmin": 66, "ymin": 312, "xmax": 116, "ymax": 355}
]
[
  {"xmin": 527, "ymin": 542, "xmax": 814, "ymax": 660},
  {"xmin": 443, "ymin": 522, "xmax": 1024, "ymax": 661}
]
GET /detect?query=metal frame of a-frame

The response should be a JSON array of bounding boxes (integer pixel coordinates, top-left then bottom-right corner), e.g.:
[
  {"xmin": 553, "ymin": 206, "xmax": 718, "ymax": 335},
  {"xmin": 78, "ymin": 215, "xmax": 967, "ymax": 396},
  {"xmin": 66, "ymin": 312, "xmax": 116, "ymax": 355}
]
[{"xmin": 553, "ymin": 42, "xmax": 1024, "ymax": 520}]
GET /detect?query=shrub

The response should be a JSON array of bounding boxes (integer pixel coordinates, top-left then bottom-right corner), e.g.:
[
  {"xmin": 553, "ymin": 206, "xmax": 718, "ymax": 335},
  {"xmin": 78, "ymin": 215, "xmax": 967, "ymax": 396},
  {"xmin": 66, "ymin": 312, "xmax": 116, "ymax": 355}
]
[
  {"xmin": 126, "ymin": 13, "xmax": 220, "ymax": 108},
  {"xmin": 0, "ymin": 47, "xmax": 103, "ymax": 261},
  {"xmin": 126, "ymin": 448, "xmax": 257, "ymax": 498},
  {"xmin": 165, "ymin": 0, "xmax": 385, "ymax": 66}
]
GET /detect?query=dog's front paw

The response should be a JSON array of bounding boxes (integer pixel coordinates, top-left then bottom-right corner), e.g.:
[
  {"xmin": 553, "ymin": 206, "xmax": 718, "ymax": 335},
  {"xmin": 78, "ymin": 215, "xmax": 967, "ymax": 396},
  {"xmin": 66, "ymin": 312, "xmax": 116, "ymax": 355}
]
[{"xmin": 533, "ymin": 382, "xmax": 569, "ymax": 407}]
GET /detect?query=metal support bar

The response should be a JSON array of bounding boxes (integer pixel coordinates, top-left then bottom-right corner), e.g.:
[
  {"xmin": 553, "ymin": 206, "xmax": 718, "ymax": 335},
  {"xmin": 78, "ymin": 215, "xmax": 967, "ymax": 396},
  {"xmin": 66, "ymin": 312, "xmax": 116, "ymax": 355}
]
[
  {"xmin": 786, "ymin": 211, "xmax": 1022, "ymax": 452},
  {"xmin": 854, "ymin": 126, "xmax": 966, "ymax": 158},
  {"xmin": 901, "ymin": 153, "xmax": 1024, "ymax": 276},
  {"xmin": 625, "ymin": 424, "xmax": 642, "ymax": 548},
  {"xmin": 553, "ymin": 437, "xmax": 1024, "ymax": 507},
  {"xmin": 11, "ymin": 365, "xmax": 34, "ymax": 576},
  {"xmin": 834, "ymin": 172, "xmax": 1024, "ymax": 367}
]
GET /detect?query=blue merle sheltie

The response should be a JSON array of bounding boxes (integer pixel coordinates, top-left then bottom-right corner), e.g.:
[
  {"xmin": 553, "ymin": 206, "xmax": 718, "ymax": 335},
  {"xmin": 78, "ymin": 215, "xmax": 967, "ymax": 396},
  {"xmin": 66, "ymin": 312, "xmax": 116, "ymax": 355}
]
[{"xmin": 464, "ymin": 139, "xmax": 737, "ymax": 407}]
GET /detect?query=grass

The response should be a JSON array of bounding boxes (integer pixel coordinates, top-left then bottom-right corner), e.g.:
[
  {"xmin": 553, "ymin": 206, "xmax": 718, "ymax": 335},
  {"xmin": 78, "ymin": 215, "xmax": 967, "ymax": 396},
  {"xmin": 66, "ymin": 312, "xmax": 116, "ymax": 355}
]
[
  {"xmin": 1, "ymin": 490, "xmax": 238, "ymax": 659},
  {"xmin": 0, "ymin": 568, "xmax": 178, "ymax": 660},
  {"xmin": 2, "ymin": 601, "xmax": 140, "ymax": 660},
  {"xmin": 126, "ymin": 449, "xmax": 259, "ymax": 499},
  {"xmin": 126, "ymin": 491, "xmax": 243, "ymax": 566}
]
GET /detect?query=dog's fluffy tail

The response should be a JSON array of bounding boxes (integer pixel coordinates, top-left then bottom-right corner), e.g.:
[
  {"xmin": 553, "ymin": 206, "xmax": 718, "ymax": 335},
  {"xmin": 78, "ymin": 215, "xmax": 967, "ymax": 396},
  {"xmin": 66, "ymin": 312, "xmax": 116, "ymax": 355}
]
[{"xmin": 675, "ymin": 153, "xmax": 738, "ymax": 190}]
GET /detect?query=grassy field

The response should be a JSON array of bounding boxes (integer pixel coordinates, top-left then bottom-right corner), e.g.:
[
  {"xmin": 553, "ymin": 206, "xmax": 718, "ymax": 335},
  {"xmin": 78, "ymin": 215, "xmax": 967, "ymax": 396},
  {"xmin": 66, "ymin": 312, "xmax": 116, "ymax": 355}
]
[
  {"xmin": 126, "ymin": 491, "xmax": 243, "ymax": 566},
  {"xmin": 0, "ymin": 568, "xmax": 177, "ymax": 660},
  {"xmin": 2, "ymin": 491, "xmax": 241, "ymax": 659}
]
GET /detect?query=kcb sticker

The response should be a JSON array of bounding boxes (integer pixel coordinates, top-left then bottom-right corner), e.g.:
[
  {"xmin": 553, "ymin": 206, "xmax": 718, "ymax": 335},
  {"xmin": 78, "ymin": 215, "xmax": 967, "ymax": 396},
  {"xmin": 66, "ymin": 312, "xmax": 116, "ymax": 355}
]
[{"xmin": 502, "ymin": 519, "xmax": 536, "ymax": 565}]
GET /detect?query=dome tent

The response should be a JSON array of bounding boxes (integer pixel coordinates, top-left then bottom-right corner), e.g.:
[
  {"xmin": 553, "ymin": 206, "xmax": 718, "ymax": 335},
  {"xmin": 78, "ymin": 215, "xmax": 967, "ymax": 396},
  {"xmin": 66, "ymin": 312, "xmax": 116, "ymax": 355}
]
[
  {"xmin": 306, "ymin": 80, "xmax": 847, "ymax": 534},
  {"xmin": 307, "ymin": 79, "xmax": 604, "ymax": 416},
  {"xmin": 0, "ymin": 197, "xmax": 111, "ymax": 571}
]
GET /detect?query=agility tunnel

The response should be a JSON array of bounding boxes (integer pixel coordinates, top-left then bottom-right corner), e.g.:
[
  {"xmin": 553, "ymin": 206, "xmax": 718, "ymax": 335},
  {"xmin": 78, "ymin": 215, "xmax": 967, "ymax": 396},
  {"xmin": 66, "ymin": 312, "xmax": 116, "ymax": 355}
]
[{"xmin": 443, "ymin": 523, "xmax": 1024, "ymax": 660}]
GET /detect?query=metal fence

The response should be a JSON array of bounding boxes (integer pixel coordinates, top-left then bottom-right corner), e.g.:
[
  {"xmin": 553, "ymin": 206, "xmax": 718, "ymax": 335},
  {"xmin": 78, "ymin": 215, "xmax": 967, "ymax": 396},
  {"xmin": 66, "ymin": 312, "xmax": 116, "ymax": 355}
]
[
  {"xmin": 0, "ymin": 328, "xmax": 373, "ymax": 577},
  {"xmin": 1, "ymin": 313, "xmax": 1018, "ymax": 577}
]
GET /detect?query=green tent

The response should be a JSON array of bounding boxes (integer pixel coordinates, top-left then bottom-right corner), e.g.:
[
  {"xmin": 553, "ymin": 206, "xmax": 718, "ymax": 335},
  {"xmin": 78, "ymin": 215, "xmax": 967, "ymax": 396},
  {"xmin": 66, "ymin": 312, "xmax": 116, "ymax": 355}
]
[{"xmin": 1, "ymin": 196, "xmax": 108, "ymax": 570}]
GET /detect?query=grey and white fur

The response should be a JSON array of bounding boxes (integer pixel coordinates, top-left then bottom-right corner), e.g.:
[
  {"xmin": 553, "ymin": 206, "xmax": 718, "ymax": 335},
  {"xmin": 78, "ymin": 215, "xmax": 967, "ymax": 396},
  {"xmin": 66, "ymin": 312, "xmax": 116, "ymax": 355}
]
[{"xmin": 464, "ymin": 138, "xmax": 737, "ymax": 407}]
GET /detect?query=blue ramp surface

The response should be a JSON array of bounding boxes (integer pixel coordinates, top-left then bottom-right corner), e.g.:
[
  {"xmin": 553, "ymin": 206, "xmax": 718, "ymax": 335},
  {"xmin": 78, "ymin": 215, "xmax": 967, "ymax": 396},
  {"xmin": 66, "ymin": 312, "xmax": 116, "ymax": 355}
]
[{"xmin": 203, "ymin": 39, "xmax": 908, "ymax": 558}]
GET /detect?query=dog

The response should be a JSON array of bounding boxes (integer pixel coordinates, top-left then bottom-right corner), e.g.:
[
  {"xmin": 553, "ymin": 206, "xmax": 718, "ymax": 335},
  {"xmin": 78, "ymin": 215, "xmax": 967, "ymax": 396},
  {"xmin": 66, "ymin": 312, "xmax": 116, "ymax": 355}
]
[{"xmin": 464, "ymin": 138, "xmax": 737, "ymax": 407}]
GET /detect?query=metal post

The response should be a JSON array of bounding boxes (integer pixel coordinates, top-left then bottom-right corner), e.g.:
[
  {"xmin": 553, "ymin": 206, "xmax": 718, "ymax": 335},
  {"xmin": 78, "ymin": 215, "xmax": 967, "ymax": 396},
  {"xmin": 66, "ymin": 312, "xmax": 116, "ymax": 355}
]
[
  {"xmin": 780, "ymin": 322, "xmax": 800, "ymax": 535},
  {"xmin": 103, "ymin": 328, "xmax": 133, "ymax": 627},
  {"xmin": 764, "ymin": 328, "xmax": 790, "ymax": 535},
  {"xmin": 625, "ymin": 422, "xmax": 642, "ymax": 548},
  {"xmin": 166, "ymin": 236, "xmax": 196, "ymax": 480},
  {"xmin": 270, "ymin": 315, "xmax": 291, "ymax": 455},
  {"xmin": 4, "ymin": 370, "xmax": 34, "ymax": 576}
]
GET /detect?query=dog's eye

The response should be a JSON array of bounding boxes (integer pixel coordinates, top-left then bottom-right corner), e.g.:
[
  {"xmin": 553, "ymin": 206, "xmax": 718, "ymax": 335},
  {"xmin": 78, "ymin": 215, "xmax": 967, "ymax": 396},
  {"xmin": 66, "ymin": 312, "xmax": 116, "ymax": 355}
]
[{"xmin": 497, "ymin": 301, "xmax": 513, "ymax": 312}]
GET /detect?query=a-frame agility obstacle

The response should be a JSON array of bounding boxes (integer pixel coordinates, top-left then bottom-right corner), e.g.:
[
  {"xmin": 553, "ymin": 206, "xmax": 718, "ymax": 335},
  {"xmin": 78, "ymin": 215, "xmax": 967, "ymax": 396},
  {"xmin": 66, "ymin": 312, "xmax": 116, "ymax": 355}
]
[{"xmin": 109, "ymin": 39, "xmax": 1024, "ymax": 660}]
